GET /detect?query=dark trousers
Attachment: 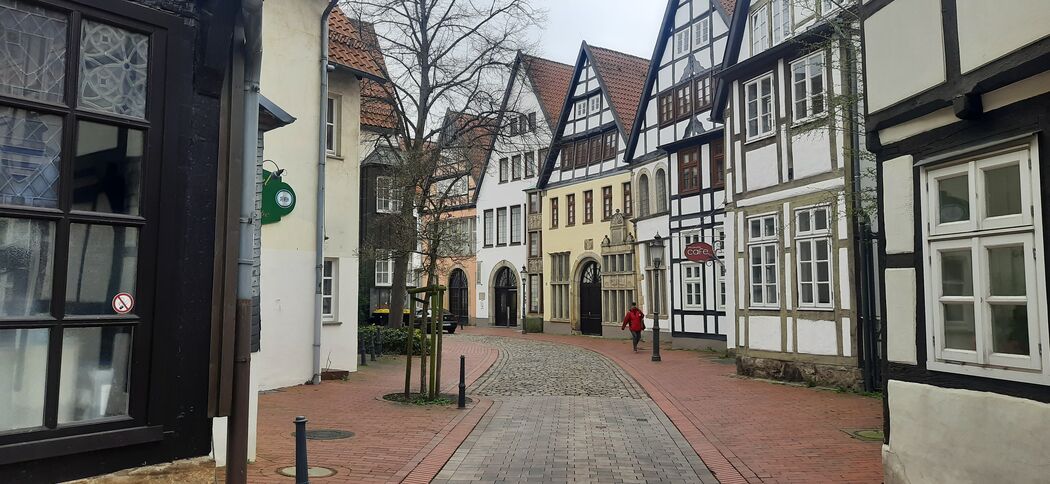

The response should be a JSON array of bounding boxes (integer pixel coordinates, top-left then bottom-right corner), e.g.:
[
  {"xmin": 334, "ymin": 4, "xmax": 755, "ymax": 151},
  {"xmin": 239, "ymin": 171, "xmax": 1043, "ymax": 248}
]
[{"xmin": 631, "ymin": 330, "xmax": 642, "ymax": 350}]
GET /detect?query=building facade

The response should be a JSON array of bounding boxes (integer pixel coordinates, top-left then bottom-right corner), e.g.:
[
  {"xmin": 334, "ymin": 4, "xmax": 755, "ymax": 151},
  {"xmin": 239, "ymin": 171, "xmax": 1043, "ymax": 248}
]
[
  {"xmin": 536, "ymin": 44, "xmax": 649, "ymax": 337},
  {"xmin": 628, "ymin": 0, "xmax": 738, "ymax": 351},
  {"xmin": 715, "ymin": 0, "xmax": 871, "ymax": 389},
  {"xmin": 863, "ymin": 1, "xmax": 1050, "ymax": 482},
  {"xmin": 475, "ymin": 54, "xmax": 572, "ymax": 327},
  {"xmin": 0, "ymin": 0, "xmax": 242, "ymax": 480}
]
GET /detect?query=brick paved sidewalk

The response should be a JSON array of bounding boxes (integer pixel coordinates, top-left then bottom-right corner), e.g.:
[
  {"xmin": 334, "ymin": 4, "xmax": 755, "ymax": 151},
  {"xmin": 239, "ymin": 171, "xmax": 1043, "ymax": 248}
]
[
  {"xmin": 463, "ymin": 327, "xmax": 884, "ymax": 484},
  {"xmin": 247, "ymin": 337, "xmax": 499, "ymax": 483}
]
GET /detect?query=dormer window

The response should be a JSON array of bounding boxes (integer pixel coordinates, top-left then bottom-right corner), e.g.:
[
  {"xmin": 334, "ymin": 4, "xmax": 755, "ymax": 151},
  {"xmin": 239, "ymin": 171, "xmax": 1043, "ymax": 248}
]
[
  {"xmin": 589, "ymin": 95, "xmax": 601, "ymax": 114},
  {"xmin": 750, "ymin": 4, "xmax": 769, "ymax": 53},
  {"xmin": 575, "ymin": 100, "xmax": 588, "ymax": 117}
]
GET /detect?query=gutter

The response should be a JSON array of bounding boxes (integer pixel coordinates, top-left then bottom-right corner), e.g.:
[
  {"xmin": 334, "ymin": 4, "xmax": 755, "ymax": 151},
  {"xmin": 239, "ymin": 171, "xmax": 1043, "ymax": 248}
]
[
  {"xmin": 229, "ymin": 2, "xmax": 263, "ymax": 481},
  {"xmin": 313, "ymin": 0, "xmax": 340, "ymax": 385}
]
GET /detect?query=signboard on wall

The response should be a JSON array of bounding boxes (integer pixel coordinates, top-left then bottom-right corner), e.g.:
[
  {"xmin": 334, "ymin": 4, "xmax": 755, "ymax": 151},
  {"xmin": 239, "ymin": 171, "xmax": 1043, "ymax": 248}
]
[{"xmin": 684, "ymin": 242, "xmax": 716, "ymax": 263}]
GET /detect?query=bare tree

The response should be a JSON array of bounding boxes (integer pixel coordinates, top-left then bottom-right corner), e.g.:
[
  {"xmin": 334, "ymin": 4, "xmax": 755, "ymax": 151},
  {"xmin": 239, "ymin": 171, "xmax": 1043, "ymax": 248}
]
[{"xmin": 343, "ymin": 0, "xmax": 544, "ymax": 327}]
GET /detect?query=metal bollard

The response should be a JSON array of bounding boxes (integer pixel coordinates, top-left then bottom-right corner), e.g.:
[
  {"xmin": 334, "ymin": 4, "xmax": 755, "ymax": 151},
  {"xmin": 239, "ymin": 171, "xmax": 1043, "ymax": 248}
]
[
  {"xmin": 359, "ymin": 341, "xmax": 367, "ymax": 366},
  {"xmin": 294, "ymin": 416, "xmax": 309, "ymax": 484},
  {"xmin": 458, "ymin": 355, "xmax": 466, "ymax": 409},
  {"xmin": 377, "ymin": 328, "xmax": 384, "ymax": 357}
]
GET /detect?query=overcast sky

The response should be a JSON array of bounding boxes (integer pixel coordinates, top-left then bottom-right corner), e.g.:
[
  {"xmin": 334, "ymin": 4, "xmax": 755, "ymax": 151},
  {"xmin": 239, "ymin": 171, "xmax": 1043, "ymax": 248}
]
[{"xmin": 528, "ymin": 0, "xmax": 666, "ymax": 64}]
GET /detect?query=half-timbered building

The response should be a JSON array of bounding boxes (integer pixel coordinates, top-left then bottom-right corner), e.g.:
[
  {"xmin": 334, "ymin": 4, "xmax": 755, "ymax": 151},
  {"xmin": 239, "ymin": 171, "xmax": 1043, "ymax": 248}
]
[
  {"xmin": 536, "ymin": 43, "xmax": 648, "ymax": 337},
  {"xmin": 714, "ymin": 0, "xmax": 873, "ymax": 389},
  {"xmin": 863, "ymin": 1, "xmax": 1050, "ymax": 481},
  {"xmin": 628, "ymin": 0, "xmax": 738, "ymax": 350}
]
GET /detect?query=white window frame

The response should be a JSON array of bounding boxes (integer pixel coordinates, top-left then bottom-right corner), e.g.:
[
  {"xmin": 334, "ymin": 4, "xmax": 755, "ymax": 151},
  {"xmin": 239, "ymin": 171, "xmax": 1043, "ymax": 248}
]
[
  {"xmin": 322, "ymin": 258, "xmax": 337, "ymax": 321},
  {"xmin": 376, "ymin": 176, "xmax": 401, "ymax": 214},
  {"xmin": 589, "ymin": 95, "xmax": 601, "ymax": 114},
  {"xmin": 675, "ymin": 27, "xmax": 691, "ymax": 57},
  {"xmin": 375, "ymin": 253, "xmax": 392, "ymax": 287},
  {"xmin": 795, "ymin": 206, "xmax": 834, "ymax": 310},
  {"xmin": 510, "ymin": 205, "xmax": 522, "ymax": 245},
  {"xmin": 771, "ymin": 0, "xmax": 791, "ymax": 44},
  {"xmin": 750, "ymin": 4, "xmax": 769, "ymax": 54},
  {"xmin": 747, "ymin": 214, "xmax": 779, "ymax": 309},
  {"xmin": 716, "ymin": 258, "xmax": 727, "ymax": 310},
  {"xmin": 682, "ymin": 263, "xmax": 704, "ymax": 309},
  {"xmin": 921, "ymin": 142, "xmax": 1049, "ymax": 384},
  {"xmin": 496, "ymin": 207, "xmax": 508, "ymax": 245},
  {"xmin": 693, "ymin": 17, "xmax": 710, "ymax": 46},
  {"xmin": 791, "ymin": 52, "xmax": 826, "ymax": 122},
  {"xmin": 744, "ymin": 73, "xmax": 775, "ymax": 141},
  {"xmin": 575, "ymin": 100, "xmax": 588, "ymax": 117},
  {"xmin": 483, "ymin": 210, "xmax": 494, "ymax": 246},
  {"xmin": 325, "ymin": 96, "xmax": 340, "ymax": 155}
]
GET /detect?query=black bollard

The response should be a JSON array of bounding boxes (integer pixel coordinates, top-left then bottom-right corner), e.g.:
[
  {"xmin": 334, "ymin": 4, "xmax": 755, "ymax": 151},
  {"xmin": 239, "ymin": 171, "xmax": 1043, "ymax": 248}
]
[
  {"xmin": 458, "ymin": 355, "xmax": 466, "ymax": 409},
  {"xmin": 360, "ymin": 342, "xmax": 367, "ymax": 366},
  {"xmin": 294, "ymin": 416, "xmax": 309, "ymax": 484}
]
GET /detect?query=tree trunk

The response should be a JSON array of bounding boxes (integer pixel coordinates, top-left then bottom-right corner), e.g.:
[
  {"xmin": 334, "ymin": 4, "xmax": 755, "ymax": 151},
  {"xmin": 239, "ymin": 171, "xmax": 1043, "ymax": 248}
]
[{"xmin": 386, "ymin": 253, "xmax": 411, "ymax": 328}]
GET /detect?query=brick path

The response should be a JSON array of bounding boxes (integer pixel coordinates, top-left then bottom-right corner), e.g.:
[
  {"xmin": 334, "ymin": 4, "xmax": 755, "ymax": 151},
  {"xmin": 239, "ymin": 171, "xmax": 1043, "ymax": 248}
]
[
  {"xmin": 463, "ymin": 327, "xmax": 884, "ymax": 484},
  {"xmin": 433, "ymin": 337, "xmax": 716, "ymax": 484},
  {"xmin": 248, "ymin": 337, "xmax": 499, "ymax": 483}
]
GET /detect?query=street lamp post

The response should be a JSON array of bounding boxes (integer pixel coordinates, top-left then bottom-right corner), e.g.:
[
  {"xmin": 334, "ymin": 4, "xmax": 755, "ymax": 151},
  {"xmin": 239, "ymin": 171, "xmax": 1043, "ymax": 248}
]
[
  {"xmin": 649, "ymin": 233, "xmax": 664, "ymax": 362},
  {"xmin": 520, "ymin": 266, "xmax": 528, "ymax": 334}
]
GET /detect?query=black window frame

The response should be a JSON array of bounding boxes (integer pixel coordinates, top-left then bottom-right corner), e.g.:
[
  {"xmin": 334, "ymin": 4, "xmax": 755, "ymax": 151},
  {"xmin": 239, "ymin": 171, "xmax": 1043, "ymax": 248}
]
[{"xmin": 0, "ymin": 0, "xmax": 175, "ymax": 453}]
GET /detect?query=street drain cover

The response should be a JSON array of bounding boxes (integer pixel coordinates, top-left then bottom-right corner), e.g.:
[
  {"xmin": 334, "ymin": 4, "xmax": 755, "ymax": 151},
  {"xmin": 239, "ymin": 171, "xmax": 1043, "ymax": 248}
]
[
  {"xmin": 843, "ymin": 428, "xmax": 884, "ymax": 442},
  {"xmin": 289, "ymin": 429, "xmax": 355, "ymax": 440},
  {"xmin": 277, "ymin": 466, "xmax": 337, "ymax": 478},
  {"xmin": 636, "ymin": 418, "xmax": 648, "ymax": 422}
]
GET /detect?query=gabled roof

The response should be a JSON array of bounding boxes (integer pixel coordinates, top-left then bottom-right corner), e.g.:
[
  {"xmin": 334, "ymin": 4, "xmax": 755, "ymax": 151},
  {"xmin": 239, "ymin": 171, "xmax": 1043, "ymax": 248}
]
[
  {"xmin": 329, "ymin": 8, "xmax": 398, "ymax": 131},
  {"xmin": 586, "ymin": 45, "xmax": 650, "ymax": 137},
  {"xmin": 625, "ymin": 0, "xmax": 742, "ymax": 162},
  {"xmin": 519, "ymin": 54, "xmax": 575, "ymax": 127}
]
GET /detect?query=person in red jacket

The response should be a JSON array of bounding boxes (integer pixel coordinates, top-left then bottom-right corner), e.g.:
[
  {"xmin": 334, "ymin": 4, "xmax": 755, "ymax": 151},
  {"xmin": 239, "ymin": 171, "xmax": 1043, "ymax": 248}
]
[{"xmin": 621, "ymin": 302, "xmax": 646, "ymax": 352}]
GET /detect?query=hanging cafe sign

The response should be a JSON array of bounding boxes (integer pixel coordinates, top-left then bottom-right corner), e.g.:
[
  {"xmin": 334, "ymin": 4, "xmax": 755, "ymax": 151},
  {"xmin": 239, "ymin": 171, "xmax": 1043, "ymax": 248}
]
[
  {"xmin": 262, "ymin": 169, "xmax": 296, "ymax": 224},
  {"xmin": 684, "ymin": 241, "xmax": 716, "ymax": 263}
]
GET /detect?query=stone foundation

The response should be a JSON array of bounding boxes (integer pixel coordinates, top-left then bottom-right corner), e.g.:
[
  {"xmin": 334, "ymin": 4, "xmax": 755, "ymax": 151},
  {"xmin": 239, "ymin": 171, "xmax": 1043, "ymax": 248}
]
[
  {"xmin": 543, "ymin": 320, "xmax": 572, "ymax": 335},
  {"xmin": 671, "ymin": 337, "xmax": 727, "ymax": 352},
  {"xmin": 736, "ymin": 355, "xmax": 863, "ymax": 391},
  {"xmin": 69, "ymin": 457, "xmax": 216, "ymax": 483}
]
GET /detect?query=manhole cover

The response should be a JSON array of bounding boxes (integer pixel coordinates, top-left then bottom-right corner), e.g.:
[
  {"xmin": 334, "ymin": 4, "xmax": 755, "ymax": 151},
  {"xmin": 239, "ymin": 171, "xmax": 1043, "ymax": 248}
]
[
  {"xmin": 843, "ymin": 428, "xmax": 884, "ymax": 442},
  {"xmin": 288, "ymin": 429, "xmax": 355, "ymax": 440},
  {"xmin": 277, "ymin": 466, "xmax": 337, "ymax": 478},
  {"xmin": 636, "ymin": 418, "xmax": 648, "ymax": 422}
]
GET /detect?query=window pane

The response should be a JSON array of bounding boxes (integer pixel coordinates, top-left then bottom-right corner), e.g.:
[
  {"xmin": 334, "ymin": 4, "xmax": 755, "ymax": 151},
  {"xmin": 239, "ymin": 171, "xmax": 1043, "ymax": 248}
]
[
  {"xmin": 66, "ymin": 224, "xmax": 138, "ymax": 315},
  {"xmin": 58, "ymin": 326, "xmax": 132, "ymax": 423},
  {"xmin": 800, "ymin": 283, "xmax": 813, "ymax": 303},
  {"xmin": 817, "ymin": 284, "xmax": 830, "ymax": 304},
  {"xmin": 798, "ymin": 211, "xmax": 811, "ymax": 233},
  {"xmin": 938, "ymin": 174, "xmax": 970, "ymax": 223},
  {"xmin": 763, "ymin": 217, "xmax": 775, "ymax": 237},
  {"xmin": 940, "ymin": 250, "xmax": 972, "ymax": 297},
  {"xmin": 0, "ymin": 217, "xmax": 55, "ymax": 317},
  {"xmin": 73, "ymin": 121, "xmax": 144, "ymax": 215},
  {"xmin": 814, "ymin": 209, "xmax": 828, "ymax": 230},
  {"xmin": 749, "ymin": 219, "xmax": 761, "ymax": 238},
  {"xmin": 942, "ymin": 303, "xmax": 976, "ymax": 351},
  {"xmin": 798, "ymin": 240, "xmax": 812, "ymax": 262},
  {"xmin": 984, "ymin": 164, "xmax": 1022, "ymax": 218},
  {"xmin": 0, "ymin": 107, "xmax": 63, "ymax": 208},
  {"xmin": 988, "ymin": 245, "xmax": 1025, "ymax": 296},
  {"xmin": 816, "ymin": 240, "xmax": 829, "ymax": 260},
  {"xmin": 0, "ymin": 328, "xmax": 49, "ymax": 431},
  {"xmin": 79, "ymin": 20, "xmax": 149, "ymax": 118},
  {"xmin": 817, "ymin": 261, "xmax": 830, "ymax": 281},
  {"xmin": 800, "ymin": 261, "xmax": 813, "ymax": 283},
  {"xmin": 990, "ymin": 304, "xmax": 1029, "ymax": 355},
  {"xmin": 0, "ymin": 0, "xmax": 67, "ymax": 103},
  {"xmin": 322, "ymin": 298, "xmax": 332, "ymax": 315}
]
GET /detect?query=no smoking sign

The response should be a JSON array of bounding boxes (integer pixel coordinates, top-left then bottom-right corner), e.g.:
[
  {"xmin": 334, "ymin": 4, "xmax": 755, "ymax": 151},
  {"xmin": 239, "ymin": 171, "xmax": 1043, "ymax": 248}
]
[{"xmin": 112, "ymin": 293, "xmax": 135, "ymax": 314}]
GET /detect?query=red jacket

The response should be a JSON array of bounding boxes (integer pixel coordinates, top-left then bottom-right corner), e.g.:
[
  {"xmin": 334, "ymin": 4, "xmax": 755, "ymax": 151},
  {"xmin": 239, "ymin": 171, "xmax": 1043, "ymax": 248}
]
[{"xmin": 622, "ymin": 308, "xmax": 645, "ymax": 332}]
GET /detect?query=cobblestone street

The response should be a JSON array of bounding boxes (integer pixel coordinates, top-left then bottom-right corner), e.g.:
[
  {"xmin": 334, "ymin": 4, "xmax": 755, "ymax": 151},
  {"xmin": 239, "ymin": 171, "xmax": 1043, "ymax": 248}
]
[{"xmin": 433, "ymin": 336, "xmax": 716, "ymax": 483}]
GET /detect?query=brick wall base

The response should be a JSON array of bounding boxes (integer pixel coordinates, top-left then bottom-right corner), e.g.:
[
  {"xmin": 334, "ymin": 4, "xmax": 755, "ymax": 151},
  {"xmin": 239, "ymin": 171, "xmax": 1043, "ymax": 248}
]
[{"xmin": 737, "ymin": 355, "xmax": 864, "ymax": 392}]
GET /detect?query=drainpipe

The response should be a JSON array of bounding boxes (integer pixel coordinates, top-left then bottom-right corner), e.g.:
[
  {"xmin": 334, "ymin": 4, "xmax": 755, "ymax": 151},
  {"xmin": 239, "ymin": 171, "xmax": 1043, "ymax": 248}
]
[
  {"xmin": 229, "ymin": 0, "xmax": 263, "ymax": 482},
  {"xmin": 313, "ymin": 0, "xmax": 340, "ymax": 385}
]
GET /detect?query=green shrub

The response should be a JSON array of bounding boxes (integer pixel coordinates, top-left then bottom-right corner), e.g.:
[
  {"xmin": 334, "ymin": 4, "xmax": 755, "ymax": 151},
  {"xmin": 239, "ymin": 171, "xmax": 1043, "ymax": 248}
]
[{"xmin": 359, "ymin": 325, "xmax": 426, "ymax": 355}]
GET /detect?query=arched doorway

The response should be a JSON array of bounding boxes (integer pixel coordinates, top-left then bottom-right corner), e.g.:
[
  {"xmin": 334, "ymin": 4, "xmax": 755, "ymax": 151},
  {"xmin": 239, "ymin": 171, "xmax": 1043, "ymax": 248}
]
[
  {"xmin": 579, "ymin": 260, "xmax": 602, "ymax": 335},
  {"xmin": 448, "ymin": 269, "xmax": 469, "ymax": 327},
  {"xmin": 493, "ymin": 267, "xmax": 518, "ymax": 326}
]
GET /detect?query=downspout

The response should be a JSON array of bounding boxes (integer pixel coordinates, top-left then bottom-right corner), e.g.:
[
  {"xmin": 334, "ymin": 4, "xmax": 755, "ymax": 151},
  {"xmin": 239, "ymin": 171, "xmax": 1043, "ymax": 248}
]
[
  {"xmin": 229, "ymin": 0, "xmax": 263, "ymax": 481},
  {"xmin": 313, "ymin": 0, "xmax": 340, "ymax": 385}
]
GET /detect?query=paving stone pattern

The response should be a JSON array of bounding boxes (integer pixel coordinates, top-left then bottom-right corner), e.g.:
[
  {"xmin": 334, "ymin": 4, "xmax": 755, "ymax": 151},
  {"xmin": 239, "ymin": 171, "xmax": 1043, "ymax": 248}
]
[{"xmin": 434, "ymin": 336, "xmax": 716, "ymax": 483}]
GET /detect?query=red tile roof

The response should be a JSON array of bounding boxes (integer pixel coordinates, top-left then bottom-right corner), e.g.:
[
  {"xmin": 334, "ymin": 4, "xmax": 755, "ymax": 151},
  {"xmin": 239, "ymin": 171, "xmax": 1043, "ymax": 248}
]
[
  {"xmin": 329, "ymin": 8, "xmax": 397, "ymax": 131},
  {"xmin": 587, "ymin": 45, "xmax": 650, "ymax": 134},
  {"xmin": 718, "ymin": 0, "xmax": 738, "ymax": 15},
  {"xmin": 519, "ymin": 54, "xmax": 574, "ymax": 127}
]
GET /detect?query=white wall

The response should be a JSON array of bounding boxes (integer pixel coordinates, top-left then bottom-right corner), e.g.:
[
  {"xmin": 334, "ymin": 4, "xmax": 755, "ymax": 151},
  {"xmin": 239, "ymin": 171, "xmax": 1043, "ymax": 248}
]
[
  {"xmin": 864, "ymin": 0, "xmax": 945, "ymax": 112},
  {"xmin": 884, "ymin": 380, "xmax": 1050, "ymax": 484},
  {"xmin": 475, "ymin": 70, "xmax": 550, "ymax": 322}
]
